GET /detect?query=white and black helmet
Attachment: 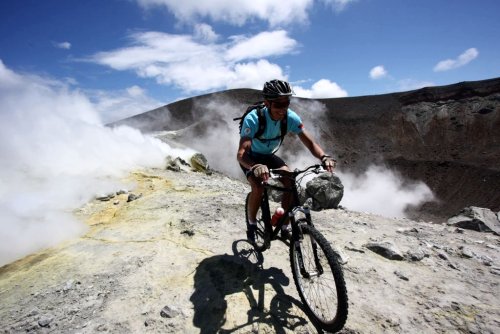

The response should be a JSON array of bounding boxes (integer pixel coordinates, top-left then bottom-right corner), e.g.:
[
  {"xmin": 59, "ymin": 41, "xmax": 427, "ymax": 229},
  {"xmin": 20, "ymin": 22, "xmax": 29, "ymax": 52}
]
[{"xmin": 263, "ymin": 79, "xmax": 294, "ymax": 99}]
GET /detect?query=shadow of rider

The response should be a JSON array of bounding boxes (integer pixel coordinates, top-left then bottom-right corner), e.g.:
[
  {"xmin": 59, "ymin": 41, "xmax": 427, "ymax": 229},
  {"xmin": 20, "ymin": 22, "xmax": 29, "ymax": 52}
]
[{"xmin": 189, "ymin": 240, "xmax": 310, "ymax": 334}]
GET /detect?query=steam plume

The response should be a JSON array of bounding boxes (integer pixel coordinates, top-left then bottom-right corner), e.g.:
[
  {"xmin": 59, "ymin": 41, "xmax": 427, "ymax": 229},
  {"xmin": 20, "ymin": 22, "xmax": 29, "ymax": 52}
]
[{"xmin": 0, "ymin": 60, "xmax": 193, "ymax": 266}]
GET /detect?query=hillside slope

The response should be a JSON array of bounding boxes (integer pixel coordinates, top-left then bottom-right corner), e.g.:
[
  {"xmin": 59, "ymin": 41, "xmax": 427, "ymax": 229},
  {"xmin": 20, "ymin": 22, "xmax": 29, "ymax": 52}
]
[
  {"xmin": 1, "ymin": 166, "xmax": 499, "ymax": 333},
  {"xmin": 112, "ymin": 78, "xmax": 500, "ymax": 221}
]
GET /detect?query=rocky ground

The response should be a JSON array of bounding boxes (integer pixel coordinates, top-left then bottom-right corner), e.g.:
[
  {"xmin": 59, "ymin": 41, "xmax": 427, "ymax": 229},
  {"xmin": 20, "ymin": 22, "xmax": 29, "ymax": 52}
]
[{"xmin": 0, "ymin": 164, "xmax": 499, "ymax": 333}]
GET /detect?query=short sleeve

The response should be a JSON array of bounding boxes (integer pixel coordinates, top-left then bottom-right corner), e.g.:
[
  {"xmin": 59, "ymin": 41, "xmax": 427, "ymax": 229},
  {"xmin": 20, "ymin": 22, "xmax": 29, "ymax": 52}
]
[
  {"xmin": 287, "ymin": 110, "xmax": 304, "ymax": 134},
  {"xmin": 240, "ymin": 109, "xmax": 259, "ymax": 138}
]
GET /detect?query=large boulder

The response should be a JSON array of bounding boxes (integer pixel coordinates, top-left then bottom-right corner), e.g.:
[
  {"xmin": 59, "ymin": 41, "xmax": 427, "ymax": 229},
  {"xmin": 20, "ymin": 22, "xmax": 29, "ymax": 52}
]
[
  {"xmin": 190, "ymin": 153, "xmax": 211, "ymax": 174},
  {"xmin": 166, "ymin": 153, "xmax": 212, "ymax": 175},
  {"xmin": 304, "ymin": 173, "xmax": 344, "ymax": 211},
  {"xmin": 447, "ymin": 206, "xmax": 500, "ymax": 235},
  {"xmin": 166, "ymin": 156, "xmax": 192, "ymax": 172}
]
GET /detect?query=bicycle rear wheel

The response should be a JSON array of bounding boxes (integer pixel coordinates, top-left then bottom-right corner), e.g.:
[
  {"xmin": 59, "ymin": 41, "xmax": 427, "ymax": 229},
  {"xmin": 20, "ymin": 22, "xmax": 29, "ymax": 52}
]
[
  {"xmin": 290, "ymin": 222, "xmax": 348, "ymax": 332},
  {"xmin": 245, "ymin": 193, "xmax": 269, "ymax": 252}
]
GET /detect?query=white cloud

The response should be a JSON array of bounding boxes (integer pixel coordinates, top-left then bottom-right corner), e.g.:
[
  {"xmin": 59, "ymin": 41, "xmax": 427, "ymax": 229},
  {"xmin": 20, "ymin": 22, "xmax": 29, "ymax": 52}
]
[
  {"xmin": 54, "ymin": 41, "xmax": 71, "ymax": 49},
  {"xmin": 230, "ymin": 60, "xmax": 287, "ymax": 89},
  {"xmin": 135, "ymin": 0, "xmax": 313, "ymax": 27},
  {"xmin": 0, "ymin": 60, "xmax": 195, "ymax": 266},
  {"xmin": 193, "ymin": 23, "xmax": 219, "ymax": 42},
  {"xmin": 369, "ymin": 65, "xmax": 388, "ymax": 79},
  {"xmin": 294, "ymin": 79, "xmax": 348, "ymax": 98},
  {"xmin": 89, "ymin": 30, "xmax": 298, "ymax": 93},
  {"xmin": 321, "ymin": 0, "xmax": 357, "ymax": 12},
  {"xmin": 127, "ymin": 85, "xmax": 145, "ymax": 97},
  {"xmin": 225, "ymin": 30, "xmax": 297, "ymax": 62},
  {"xmin": 433, "ymin": 48, "xmax": 479, "ymax": 72},
  {"xmin": 91, "ymin": 31, "xmax": 212, "ymax": 71}
]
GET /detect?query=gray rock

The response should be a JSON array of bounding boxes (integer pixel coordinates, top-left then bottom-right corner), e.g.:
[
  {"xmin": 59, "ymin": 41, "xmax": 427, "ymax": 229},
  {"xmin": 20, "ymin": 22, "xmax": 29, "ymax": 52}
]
[
  {"xmin": 96, "ymin": 193, "xmax": 115, "ymax": 201},
  {"xmin": 127, "ymin": 193, "xmax": 142, "ymax": 202},
  {"xmin": 405, "ymin": 248, "xmax": 429, "ymax": 261},
  {"xmin": 447, "ymin": 206, "xmax": 500, "ymax": 235},
  {"xmin": 38, "ymin": 315, "xmax": 54, "ymax": 327},
  {"xmin": 160, "ymin": 305, "xmax": 181, "ymax": 318},
  {"xmin": 63, "ymin": 279, "xmax": 75, "ymax": 292},
  {"xmin": 437, "ymin": 252, "xmax": 449, "ymax": 261},
  {"xmin": 460, "ymin": 247, "xmax": 475, "ymax": 259},
  {"xmin": 27, "ymin": 308, "xmax": 40, "ymax": 317},
  {"xmin": 364, "ymin": 241, "xmax": 404, "ymax": 260},
  {"xmin": 305, "ymin": 173, "xmax": 344, "ymax": 211},
  {"xmin": 480, "ymin": 255, "xmax": 493, "ymax": 266},
  {"xmin": 190, "ymin": 153, "xmax": 211, "ymax": 174},
  {"xmin": 394, "ymin": 270, "xmax": 409, "ymax": 281},
  {"xmin": 166, "ymin": 156, "xmax": 191, "ymax": 172}
]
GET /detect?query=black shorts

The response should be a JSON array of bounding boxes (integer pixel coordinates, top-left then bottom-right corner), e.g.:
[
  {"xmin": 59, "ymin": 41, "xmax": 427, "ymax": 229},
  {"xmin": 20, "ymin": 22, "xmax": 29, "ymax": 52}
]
[{"xmin": 240, "ymin": 151, "xmax": 287, "ymax": 178}]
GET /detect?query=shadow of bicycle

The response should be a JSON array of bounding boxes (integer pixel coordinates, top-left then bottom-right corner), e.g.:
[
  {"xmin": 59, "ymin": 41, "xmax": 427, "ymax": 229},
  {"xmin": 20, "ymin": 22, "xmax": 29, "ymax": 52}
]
[{"xmin": 190, "ymin": 239, "xmax": 321, "ymax": 334}]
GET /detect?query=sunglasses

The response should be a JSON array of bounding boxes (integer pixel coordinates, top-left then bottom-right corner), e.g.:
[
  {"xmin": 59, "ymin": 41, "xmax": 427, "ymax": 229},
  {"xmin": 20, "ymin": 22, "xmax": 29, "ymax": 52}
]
[{"xmin": 271, "ymin": 100, "xmax": 290, "ymax": 109}]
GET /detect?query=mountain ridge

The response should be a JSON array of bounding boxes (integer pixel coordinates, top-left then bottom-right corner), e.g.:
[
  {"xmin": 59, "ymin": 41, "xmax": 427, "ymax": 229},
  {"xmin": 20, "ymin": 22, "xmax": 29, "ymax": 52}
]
[{"xmin": 112, "ymin": 77, "xmax": 500, "ymax": 221}]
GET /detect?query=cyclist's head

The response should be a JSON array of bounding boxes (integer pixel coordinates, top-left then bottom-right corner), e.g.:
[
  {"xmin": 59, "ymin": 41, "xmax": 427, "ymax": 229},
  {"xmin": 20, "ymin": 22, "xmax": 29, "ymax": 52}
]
[{"xmin": 263, "ymin": 79, "xmax": 294, "ymax": 100}]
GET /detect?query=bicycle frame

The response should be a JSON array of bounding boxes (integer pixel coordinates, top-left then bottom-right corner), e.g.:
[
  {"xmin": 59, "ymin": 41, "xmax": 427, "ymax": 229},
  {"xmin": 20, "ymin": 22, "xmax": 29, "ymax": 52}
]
[
  {"xmin": 248, "ymin": 165, "xmax": 348, "ymax": 331},
  {"xmin": 259, "ymin": 166, "xmax": 325, "ymax": 277},
  {"xmin": 260, "ymin": 180, "xmax": 310, "ymax": 241}
]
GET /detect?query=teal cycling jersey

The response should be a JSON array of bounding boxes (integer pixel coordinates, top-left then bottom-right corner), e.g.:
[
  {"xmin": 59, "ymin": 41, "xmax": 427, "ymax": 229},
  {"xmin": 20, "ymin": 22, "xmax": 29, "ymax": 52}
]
[{"xmin": 240, "ymin": 106, "xmax": 304, "ymax": 154}]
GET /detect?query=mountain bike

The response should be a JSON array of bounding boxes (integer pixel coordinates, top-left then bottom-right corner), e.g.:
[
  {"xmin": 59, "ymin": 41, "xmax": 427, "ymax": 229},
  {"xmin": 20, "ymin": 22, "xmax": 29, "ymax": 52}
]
[{"xmin": 245, "ymin": 164, "xmax": 348, "ymax": 333}]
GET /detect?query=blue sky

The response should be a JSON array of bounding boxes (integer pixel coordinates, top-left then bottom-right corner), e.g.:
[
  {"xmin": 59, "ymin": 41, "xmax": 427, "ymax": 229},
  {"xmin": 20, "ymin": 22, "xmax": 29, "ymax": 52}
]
[{"xmin": 1, "ymin": 0, "xmax": 500, "ymax": 122}]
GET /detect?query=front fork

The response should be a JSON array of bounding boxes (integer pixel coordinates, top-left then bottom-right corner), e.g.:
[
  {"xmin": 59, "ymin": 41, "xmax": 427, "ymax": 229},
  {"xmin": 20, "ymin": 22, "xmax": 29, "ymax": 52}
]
[{"xmin": 291, "ymin": 206, "xmax": 324, "ymax": 278}]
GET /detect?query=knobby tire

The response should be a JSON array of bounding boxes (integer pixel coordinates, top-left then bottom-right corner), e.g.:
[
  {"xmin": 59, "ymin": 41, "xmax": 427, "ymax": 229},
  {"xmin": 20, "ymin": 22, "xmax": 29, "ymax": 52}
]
[{"xmin": 290, "ymin": 222, "xmax": 348, "ymax": 332}]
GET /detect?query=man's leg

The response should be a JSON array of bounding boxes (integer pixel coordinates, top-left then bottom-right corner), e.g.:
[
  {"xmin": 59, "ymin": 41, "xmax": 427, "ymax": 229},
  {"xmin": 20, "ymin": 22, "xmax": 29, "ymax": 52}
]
[
  {"xmin": 276, "ymin": 166, "xmax": 293, "ymax": 212},
  {"xmin": 274, "ymin": 166, "xmax": 293, "ymax": 238},
  {"xmin": 247, "ymin": 176, "xmax": 264, "ymax": 223},
  {"xmin": 245, "ymin": 175, "xmax": 264, "ymax": 243}
]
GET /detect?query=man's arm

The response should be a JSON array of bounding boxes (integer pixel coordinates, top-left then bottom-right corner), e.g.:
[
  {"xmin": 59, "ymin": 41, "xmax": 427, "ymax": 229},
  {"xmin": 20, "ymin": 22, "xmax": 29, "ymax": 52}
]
[
  {"xmin": 298, "ymin": 130, "xmax": 326, "ymax": 159},
  {"xmin": 298, "ymin": 130, "xmax": 336, "ymax": 172},
  {"xmin": 237, "ymin": 137, "xmax": 255, "ymax": 170},
  {"xmin": 237, "ymin": 137, "xmax": 269, "ymax": 180}
]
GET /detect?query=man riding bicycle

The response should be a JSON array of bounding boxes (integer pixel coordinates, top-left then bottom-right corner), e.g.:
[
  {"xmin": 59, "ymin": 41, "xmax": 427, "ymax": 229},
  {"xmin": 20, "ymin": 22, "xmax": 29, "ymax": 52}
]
[{"xmin": 237, "ymin": 79, "xmax": 336, "ymax": 243}]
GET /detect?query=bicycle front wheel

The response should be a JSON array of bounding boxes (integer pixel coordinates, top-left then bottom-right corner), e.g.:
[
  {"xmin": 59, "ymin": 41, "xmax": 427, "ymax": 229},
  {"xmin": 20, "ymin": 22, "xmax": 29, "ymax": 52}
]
[{"xmin": 290, "ymin": 222, "xmax": 348, "ymax": 332}]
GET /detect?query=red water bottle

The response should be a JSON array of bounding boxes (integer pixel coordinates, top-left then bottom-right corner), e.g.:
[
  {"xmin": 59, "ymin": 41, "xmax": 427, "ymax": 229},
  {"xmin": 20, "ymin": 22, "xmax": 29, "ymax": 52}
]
[{"xmin": 271, "ymin": 207, "xmax": 285, "ymax": 226}]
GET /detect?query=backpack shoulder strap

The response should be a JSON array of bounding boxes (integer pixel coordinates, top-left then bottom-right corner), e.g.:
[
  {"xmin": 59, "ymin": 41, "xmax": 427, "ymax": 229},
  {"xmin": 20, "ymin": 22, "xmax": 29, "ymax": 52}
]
[
  {"xmin": 254, "ymin": 105, "xmax": 266, "ymax": 138},
  {"xmin": 233, "ymin": 102, "xmax": 288, "ymax": 145},
  {"xmin": 233, "ymin": 101, "xmax": 266, "ymax": 137},
  {"xmin": 280, "ymin": 111, "xmax": 288, "ymax": 141}
]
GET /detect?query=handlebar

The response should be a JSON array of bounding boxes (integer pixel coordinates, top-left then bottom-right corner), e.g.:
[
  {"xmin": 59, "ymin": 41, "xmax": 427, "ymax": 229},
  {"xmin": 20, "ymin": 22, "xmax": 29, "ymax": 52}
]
[
  {"xmin": 261, "ymin": 164, "xmax": 326, "ymax": 192},
  {"xmin": 269, "ymin": 164, "xmax": 324, "ymax": 180}
]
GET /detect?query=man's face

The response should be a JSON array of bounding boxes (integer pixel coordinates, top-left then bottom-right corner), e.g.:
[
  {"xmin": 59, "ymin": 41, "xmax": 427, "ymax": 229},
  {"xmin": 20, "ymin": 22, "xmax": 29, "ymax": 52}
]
[{"xmin": 267, "ymin": 97, "xmax": 290, "ymax": 121}]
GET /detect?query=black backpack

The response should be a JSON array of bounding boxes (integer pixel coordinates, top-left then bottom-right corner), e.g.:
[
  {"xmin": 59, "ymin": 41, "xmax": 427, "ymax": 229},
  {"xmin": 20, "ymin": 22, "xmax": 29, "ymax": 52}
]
[{"xmin": 233, "ymin": 101, "xmax": 288, "ymax": 143}]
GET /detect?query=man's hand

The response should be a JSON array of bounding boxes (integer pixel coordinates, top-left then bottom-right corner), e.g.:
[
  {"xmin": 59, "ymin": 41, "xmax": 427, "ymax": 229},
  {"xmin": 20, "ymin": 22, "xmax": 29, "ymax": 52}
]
[
  {"xmin": 252, "ymin": 164, "xmax": 269, "ymax": 181},
  {"xmin": 321, "ymin": 155, "xmax": 336, "ymax": 172}
]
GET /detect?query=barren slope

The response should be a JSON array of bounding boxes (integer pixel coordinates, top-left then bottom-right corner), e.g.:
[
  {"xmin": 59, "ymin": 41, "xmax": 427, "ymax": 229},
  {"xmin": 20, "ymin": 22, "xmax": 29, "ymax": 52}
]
[{"xmin": 1, "ymin": 166, "xmax": 498, "ymax": 333}]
